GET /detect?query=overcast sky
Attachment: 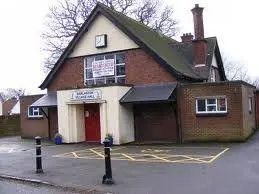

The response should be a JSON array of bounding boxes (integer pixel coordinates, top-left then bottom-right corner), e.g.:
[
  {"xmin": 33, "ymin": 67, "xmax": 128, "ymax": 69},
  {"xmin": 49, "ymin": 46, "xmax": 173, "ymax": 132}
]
[{"xmin": 0, "ymin": 0, "xmax": 258, "ymax": 94}]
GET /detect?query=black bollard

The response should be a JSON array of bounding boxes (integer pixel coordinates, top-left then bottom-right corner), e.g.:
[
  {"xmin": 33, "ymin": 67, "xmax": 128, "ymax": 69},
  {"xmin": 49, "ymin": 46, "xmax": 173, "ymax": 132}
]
[
  {"xmin": 102, "ymin": 139, "xmax": 114, "ymax": 184},
  {"xmin": 35, "ymin": 136, "xmax": 43, "ymax": 173}
]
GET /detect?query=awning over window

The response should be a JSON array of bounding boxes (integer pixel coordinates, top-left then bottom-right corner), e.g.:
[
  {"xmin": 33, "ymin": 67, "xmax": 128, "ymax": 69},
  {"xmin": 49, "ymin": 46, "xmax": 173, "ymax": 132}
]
[
  {"xmin": 120, "ymin": 83, "xmax": 177, "ymax": 103},
  {"xmin": 30, "ymin": 92, "xmax": 57, "ymax": 108}
]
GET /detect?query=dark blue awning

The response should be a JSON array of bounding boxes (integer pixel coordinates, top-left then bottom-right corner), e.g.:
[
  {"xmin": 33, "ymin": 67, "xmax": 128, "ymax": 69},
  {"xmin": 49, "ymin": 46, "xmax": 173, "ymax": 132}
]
[
  {"xmin": 30, "ymin": 92, "xmax": 57, "ymax": 108},
  {"xmin": 120, "ymin": 83, "xmax": 177, "ymax": 103}
]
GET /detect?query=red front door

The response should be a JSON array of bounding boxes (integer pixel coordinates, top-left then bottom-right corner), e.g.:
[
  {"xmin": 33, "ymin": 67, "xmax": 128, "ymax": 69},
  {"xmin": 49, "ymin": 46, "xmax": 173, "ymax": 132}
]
[{"xmin": 84, "ymin": 104, "xmax": 101, "ymax": 142}]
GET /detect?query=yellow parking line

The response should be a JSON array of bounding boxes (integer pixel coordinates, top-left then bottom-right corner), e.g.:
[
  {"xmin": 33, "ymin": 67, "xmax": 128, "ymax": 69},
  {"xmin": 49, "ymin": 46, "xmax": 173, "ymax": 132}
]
[
  {"xmin": 150, "ymin": 154, "xmax": 172, "ymax": 162},
  {"xmin": 138, "ymin": 146, "xmax": 228, "ymax": 149},
  {"xmin": 110, "ymin": 147, "xmax": 126, "ymax": 151},
  {"xmin": 121, "ymin": 153, "xmax": 136, "ymax": 161},
  {"xmin": 208, "ymin": 148, "xmax": 229, "ymax": 163},
  {"xmin": 89, "ymin": 148, "xmax": 104, "ymax": 158},
  {"xmin": 72, "ymin": 152, "xmax": 79, "ymax": 158},
  {"xmin": 169, "ymin": 157, "xmax": 205, "ymax": 163},
  {"xmin": 52, "ymin": 146, "xmax": 229, "ymax": 164},
  {"xmin": 182, "ymin": 155, "xmax": 208, "ymax": 163}
]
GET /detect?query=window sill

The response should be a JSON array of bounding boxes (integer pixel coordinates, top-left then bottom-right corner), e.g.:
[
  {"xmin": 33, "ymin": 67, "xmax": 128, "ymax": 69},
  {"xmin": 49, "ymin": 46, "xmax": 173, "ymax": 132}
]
[
  {"xmin": 196, "ymin": 112, "xmax": 228, "ymax": 117},
  {"xmin": 84, "ymin": 83, "xmax": 129, "ymax": 88},
  {"xmin": 27, "ymin": 117, "xmax": 44, "ymax": 120}
]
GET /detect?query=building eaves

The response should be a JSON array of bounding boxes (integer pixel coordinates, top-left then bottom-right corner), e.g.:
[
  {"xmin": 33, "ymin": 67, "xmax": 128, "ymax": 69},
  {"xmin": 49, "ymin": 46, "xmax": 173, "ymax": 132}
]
[{"xmin": 40, "ymin": 3, "xmax": 205, "ymax": 89}]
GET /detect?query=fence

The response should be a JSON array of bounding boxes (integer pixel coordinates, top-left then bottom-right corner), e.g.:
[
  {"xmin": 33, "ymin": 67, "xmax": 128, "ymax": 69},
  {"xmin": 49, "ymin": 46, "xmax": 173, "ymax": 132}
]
[{"xmin": 0, "ymin": 115, "xmax": 20, "ymax": 137}]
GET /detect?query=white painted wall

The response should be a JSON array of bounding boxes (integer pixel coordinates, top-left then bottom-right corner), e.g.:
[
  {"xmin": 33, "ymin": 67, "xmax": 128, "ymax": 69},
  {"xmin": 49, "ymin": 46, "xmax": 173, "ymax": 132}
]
[
  {"xmin": 211, "ymin": 53, "xmax": 218, "ymax": 68},
  {"xmin": 69, "ymin": 14, "xmax": 139, "ymax": 58},
  {"xmin": 0, "ymin": 101, "xmax": 2, "ymax": 116},
  {"xmin": 57, "ymin": 93, "xmax": 85, "ymax": 143},
  {"xmin": 10, "ymin": 101, "xmax": 20, "ymax": 115},
  {"xmin": 57, "ymin": 86, "xmax": 134, "ymax": 144},
  {"xmin": 118, "ymin": 88, "xmax": 134, "ymax": 144}
]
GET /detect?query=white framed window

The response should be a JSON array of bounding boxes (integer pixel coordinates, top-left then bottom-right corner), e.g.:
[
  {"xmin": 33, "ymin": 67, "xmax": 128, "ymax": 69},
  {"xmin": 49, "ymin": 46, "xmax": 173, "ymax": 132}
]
[
  {"xmin": 196, "ymin": 97, "xmax": 227, "ymax": 114},
  {"xmin": 84, "ymin": 52, "xmax": 125, "ymax": 86},
  {"xmin": 249, "ymin": 97, "xmax": 252, "ymax": 112},
  {"xmin": 28, "ymin": 107, "xmax": 43, "ymax": 118},
  {"xmin": 210, "ymin": 67, "xmax": 216, "ymax": 82}
]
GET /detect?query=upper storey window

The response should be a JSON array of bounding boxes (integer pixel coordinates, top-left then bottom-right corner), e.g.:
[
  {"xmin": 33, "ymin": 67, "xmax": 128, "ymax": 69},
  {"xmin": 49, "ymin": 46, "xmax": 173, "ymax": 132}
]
[{"xmin": 84, "ymin": 53, "xmax": 125, "ymax": 86}]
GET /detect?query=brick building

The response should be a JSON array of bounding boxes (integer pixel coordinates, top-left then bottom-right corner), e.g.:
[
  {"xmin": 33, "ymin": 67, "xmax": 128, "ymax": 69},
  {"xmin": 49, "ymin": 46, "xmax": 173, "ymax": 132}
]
[
  {"xmin": 21, "ymin": 3, "xmax": 256, "ymax": 143},
  {"xmin": 2, "ymin": 98, "xmax": 18, "ymax": 116}
]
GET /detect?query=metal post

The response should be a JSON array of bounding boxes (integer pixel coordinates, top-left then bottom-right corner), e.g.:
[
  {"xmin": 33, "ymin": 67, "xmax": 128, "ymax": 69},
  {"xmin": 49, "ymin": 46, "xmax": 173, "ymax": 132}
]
[
  {"xmin": 102, "ymin": 139, "xmax": 114, "ymax": 184},
  {"xmin": 35, "ymin": 136, "xmax": 43, "ymax": 173}
]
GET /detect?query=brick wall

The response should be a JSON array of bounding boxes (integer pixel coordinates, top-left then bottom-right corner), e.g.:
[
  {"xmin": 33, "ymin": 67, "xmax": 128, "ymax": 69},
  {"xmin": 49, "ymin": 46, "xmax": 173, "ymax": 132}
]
[
  {"xmin": 0, "ymin": 115, "xmax": 20, "ymax": 137},
  {"xmin": 125, "ymin": 49, "xmax": 176, "ymax": 84},
  {"xmin": 178, "ymin": 81, "xmax": 256, "ymax": 142},
  {"xmin": 47, "ymin": 49, "xmax": 176, "ymax": 91},
  {"xmin": 20, "ymin": 95, "xmax": 49, "ymax": 138},
  {"xmin": 48, "ymin": 57, "xmax": 85, "ymax": 91},
  {"xmin": 2, "ymin": 99, "xmax": 17, "ymax": 115}
]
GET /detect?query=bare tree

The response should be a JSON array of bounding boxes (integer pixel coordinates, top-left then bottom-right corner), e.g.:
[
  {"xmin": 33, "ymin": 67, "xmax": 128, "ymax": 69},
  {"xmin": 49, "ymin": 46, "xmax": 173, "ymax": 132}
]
[
  {"xmin": 223, "ymin": 57, "xmax": 250, "ymax": 81},
  {"xmin": 42, "ymin": 0, "xmax": 177, "ymax": 71},
  {"xmin": 0, "ymin": 88, "xmax": 26, "ymax": 101},
  {"xmin": 223, "ymin": 57, "xmax": 259, "ymax": 88},
  {"xmin": 250, "ymin": 77, "xmax": 259, "ymax": 88}
]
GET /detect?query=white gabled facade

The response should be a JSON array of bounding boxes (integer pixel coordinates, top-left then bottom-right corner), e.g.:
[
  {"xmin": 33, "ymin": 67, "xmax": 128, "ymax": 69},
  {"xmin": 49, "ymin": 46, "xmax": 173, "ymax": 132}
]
[
  {"xmin": 0, "ymin": 101, "xmax": 2, "ymax": 116},
  {"xmin": 69, "ymin": 14, "xmax": 139, "ymax": 58},
  {"xmin": 57, "ymin": 86, "xmax": 134, "ymax": 144},
  {"xmin": 9, "ymin": 100, "xmax": 20, "ymax": 115}
]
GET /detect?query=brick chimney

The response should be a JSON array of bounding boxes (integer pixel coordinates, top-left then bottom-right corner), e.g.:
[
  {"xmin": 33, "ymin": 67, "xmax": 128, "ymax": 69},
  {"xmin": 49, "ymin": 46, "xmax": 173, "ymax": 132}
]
[
  {"xmin": 181, "ymin": 33, "xmax": 194, "ymax": 43},
  {"xmin": 191, "ymin": 4, "xmax": 206, "ymax": 66}
]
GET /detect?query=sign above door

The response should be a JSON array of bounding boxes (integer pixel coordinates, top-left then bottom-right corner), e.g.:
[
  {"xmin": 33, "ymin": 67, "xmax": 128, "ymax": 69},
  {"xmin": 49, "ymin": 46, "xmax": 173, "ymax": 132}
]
[{"xmin": 71, "ymin": 90, "xmax": 102, "ymax": 101}]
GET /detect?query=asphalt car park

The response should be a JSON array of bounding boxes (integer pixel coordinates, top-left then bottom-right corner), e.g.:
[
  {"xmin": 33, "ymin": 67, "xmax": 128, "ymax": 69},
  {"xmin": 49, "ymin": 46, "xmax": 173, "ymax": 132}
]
[
  {"xmin": 53, "ymin": 145, "xmax": 229, "ymax": 164},
  {"xmin": 0, "ymin": 137, "xmax": 229, "ymax": 164},
  {"xmin": 2, "ymin": 135, "xmax": 259, "ymax": 194}
]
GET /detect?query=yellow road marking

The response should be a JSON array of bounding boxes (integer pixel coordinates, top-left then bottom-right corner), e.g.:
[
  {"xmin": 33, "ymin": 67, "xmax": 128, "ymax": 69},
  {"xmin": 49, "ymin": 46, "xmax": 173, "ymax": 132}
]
[
  {"xmin": 169, "ymin": 157, "xmax": 206, "ymax": 163},
  {"xmin": 109, "ymin": 147, "xmax": 126, "ymax": 151},
  {"xmin": 182, "ymin": 155, "xmax": 208, "ymax": 163},
  {"xmin": 89, "ymin": 148, "xmax": 104, "ymax": 158},
  {"xmin": 52, "ymin": 146, "xmax": 229, "ymax": 164},
  {"xmin": 121, "ymin": 153, "xmax": 136, "ymax": 161},
  {"xmin": 208, "ymin": 148, "xmax": 229, "ymax": 163},
  {"xmin": 72, "ymin": 152, "xmax": 79, "ymax": 158},
  {"xmin": 150, "ymin": 154, "xmax": 171, "ymax": 162},
  {"xmin": 136, "ymin": 146, "xmax": 228, "ymax": 149}
]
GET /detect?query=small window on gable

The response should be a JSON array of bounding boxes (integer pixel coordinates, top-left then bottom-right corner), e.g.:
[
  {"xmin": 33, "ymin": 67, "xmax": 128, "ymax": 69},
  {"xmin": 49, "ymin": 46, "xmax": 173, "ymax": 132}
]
[
  {"xmin": 28, "ymin": 107, "xmax": 43, "ymax": 118},
  {"xmin": 210, "ymin": 68, "xmax": 216, "ymax": 82},
  {"xmin": 249, "ymin": 97, "xmax": 252, "ymax": 112},
  {"xmin": 196, "ymin": 97, "xmax": 227, "ymax": 114}
]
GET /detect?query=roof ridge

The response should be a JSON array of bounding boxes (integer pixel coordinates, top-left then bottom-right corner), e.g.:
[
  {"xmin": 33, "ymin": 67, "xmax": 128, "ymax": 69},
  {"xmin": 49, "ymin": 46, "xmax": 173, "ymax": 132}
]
[
  {"xmin": 97, "ymin": 2, "xmax": 178, "ymax": 42},
  {"xmin": 97, "ymin": 3, "xmax": 201, "ymax": 79},
  {"xmin": 40, "ymin": 2, "xmax": 204, "ymax": 89}
]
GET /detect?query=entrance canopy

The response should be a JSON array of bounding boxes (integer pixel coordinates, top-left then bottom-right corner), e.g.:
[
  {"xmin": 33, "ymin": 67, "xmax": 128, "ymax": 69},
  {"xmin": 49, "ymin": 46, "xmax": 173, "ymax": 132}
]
[
  {"xmin": 120, "ymin": 83, "xmax": 177, "ymax": 104},
  {"xmin": 30, "ymin": 92, "xmax": 57, "ymax": 108}
]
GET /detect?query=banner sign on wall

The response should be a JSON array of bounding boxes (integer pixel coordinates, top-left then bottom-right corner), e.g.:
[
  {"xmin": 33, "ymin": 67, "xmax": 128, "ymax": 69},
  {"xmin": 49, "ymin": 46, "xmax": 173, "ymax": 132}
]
[
  {"xmin": 92, "ymin": 59, "xmax": 115, "ymax": 78},
  {"xmin": 71, "ymin": 90, "xmax": 101, "ymax": 101}
]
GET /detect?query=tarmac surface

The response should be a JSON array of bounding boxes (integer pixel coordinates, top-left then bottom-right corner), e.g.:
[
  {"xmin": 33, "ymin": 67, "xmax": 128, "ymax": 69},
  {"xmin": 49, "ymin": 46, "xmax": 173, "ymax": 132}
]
[
  {"xmin": 0, "ymin": 178, "xmax": 86, "ymax": 194},
  {"xmin": 53, "ymin": 145, "xmax": 229, "ymax": 164},
  {"xmin": 1, "ymin": 134, "xmax": 259, "ymax": 194}
]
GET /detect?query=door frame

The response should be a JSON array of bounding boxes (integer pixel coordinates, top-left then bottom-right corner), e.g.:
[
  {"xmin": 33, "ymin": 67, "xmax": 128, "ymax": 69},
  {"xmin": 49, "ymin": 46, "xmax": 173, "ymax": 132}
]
[{"xmin": 84, "ymin": 103, "xmax": 101, "ymax": 142}]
